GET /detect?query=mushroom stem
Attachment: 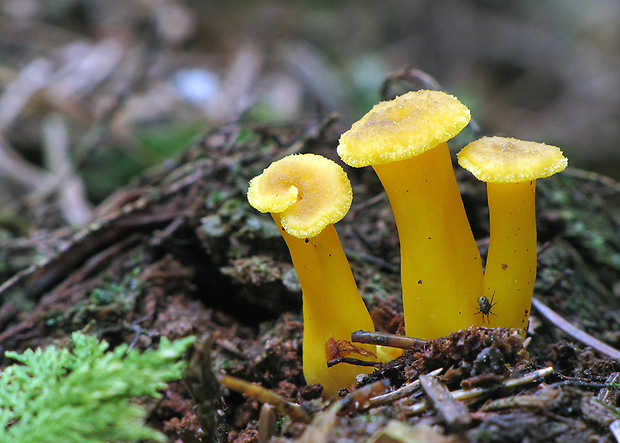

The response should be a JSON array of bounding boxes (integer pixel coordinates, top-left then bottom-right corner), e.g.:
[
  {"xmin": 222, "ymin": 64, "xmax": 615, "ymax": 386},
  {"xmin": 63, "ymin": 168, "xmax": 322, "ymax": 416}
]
[
  {"xmin": 372, "ymin": 142, "xmax": 483, "ymax": 339},
  {"xmin": 480, "ymin": 180, "xmax": 537, "ymax": 330},
  {"xmin": 273, "ymin": 214, "xmax": 377, "ymax": 396},
  {"xmin": 457, "ymin": 136, "xmax": 567, "ymax": 332}
]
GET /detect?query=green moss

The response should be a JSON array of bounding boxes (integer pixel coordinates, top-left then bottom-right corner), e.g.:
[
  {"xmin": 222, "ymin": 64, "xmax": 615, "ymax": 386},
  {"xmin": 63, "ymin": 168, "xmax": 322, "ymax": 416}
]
[
  {"xmin": 49, "ymin": 267, "xmax": 143, "ymax": 330},
  {"xmin": 134, "ymin": 121, "xmax": 204, "ymax": 160},
  {"xmin": 0, "ymin": 332, "xmax": 195, "ymax": 443}
]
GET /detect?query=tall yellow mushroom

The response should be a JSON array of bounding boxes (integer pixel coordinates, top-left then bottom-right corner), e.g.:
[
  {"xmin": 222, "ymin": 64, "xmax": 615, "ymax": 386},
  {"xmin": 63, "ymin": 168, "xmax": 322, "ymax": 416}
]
[
  {"xmin": 247, "ymin": 153, "xmax": 376, "ymax": 396},
  {"xmin": 457, "ymin": 136, "xmax": 568, "ymax": 330},
  {"xmin": 337, "ymin": 90, "xmax": 482, "ymax": 339}
]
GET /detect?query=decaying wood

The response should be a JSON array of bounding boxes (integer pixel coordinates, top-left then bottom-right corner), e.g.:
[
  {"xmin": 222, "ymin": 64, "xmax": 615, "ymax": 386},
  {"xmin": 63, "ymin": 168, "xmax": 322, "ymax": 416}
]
[
  {"xmin": 419, "ymin": 373, "xmax": 472, "ymax": 430},
  {"xmin": 402, "ymin": 366, "xmax": 554, "ymax": 416},
  {"xmin": 364, "ymin": 368, "xmax": 443, "ymax": 409},
  {"xmin": 360, "ymin": 326, "xmax": 525, "ymax": 387},
  {"xmin": 0, "ymin": 158, "xmax": 213, "ymax": 303},
  {"xmin": 351, "ymin": 330, "xmax": 426, "ymax": 349},
  {"xmin": 217, "ymin": 372, "xmax": 311, "ymax": 423}
]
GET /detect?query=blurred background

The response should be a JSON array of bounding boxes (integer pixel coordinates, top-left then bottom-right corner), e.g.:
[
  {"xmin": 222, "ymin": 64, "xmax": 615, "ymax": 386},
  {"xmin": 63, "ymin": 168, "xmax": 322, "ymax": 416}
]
[{"xmin": 0, "ymin": 0, "xmax": 618, "ymax": 223}]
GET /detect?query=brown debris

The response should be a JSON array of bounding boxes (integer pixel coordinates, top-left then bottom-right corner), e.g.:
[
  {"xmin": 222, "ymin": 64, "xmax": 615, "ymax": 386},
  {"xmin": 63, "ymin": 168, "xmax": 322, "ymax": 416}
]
[
  {"xmin": 325, "ymin": 337, "xmax": 377, "ymax": 360},
  {"xmin": 419, "ymin": 374, "xmax": 471, "ymax": 430},
  {"xmin": 364, "ymin": 326, "xmax": 525, "ymax": 387},
  {"xmin": 218, "ymin": 372, "xmax": 311, "ymax": 423},
  {"xmin": 352, "ymin": 329, "xmax": 426, "ymax": 349},
  {"xmin": 481, "ymin": 384, "xmax": 560, "ymax": 412}
]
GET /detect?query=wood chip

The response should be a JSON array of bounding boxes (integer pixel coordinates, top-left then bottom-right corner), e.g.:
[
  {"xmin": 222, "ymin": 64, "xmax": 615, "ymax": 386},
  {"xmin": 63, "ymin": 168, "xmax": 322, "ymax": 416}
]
[{"xmin": 419, "ymin": 374, "xmax": 471, "ymax": 430}]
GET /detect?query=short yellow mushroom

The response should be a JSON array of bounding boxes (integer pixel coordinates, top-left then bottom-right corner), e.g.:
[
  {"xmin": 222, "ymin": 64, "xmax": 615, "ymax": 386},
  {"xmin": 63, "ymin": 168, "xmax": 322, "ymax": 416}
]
[
  {"xmin": 247, "ymin": 153, "xmax": 377, "ymax": 396},
  {"xmin": 337, "ymin": 90, "xmax": 483, "ymax": 339},
  {"xmin": 457, "ymin": 136, "xmax": 568, "ymax": 330}
]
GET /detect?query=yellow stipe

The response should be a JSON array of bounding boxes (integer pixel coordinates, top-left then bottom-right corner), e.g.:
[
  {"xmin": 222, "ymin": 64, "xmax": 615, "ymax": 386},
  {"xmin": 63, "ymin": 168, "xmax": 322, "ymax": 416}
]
[
  {"xmin": 373, "ymin": 143, "xmax": 483, "ymax": 339},
  {"xmin": 275, "ymin": 215, "xmax": 377, "ymax": 397},
  {"xmin": 479, "ymin": 181, "xmax": 537, "ymax": 331}
]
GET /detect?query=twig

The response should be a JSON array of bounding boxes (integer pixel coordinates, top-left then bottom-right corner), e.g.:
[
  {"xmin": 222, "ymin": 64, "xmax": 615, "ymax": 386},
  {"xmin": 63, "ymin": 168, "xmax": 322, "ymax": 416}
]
[
  {"xmin": 351, "ymin": 330, "xmax": 426, "ymax": 349},
  {"xmin": 419, "ymin": 373, "xmax": 471, "ymax": 429},
  {"xmin": 217, "ymin": 372, "xmax": 310, "ymax": 423},
  {"xmin": 364, "ymin": 368, "xmax": 443, "ymax": 409},
  {"xmin": 326, "ymin": 356, "xmax": 382, "ymax": 368},
  {"xmin": 42, "ymin": 114, "xmax": 92, "ymax": 225},
  {"xmin": 0, "ymin": 135, "xmax": 52, "ymax": 189},
  {"xmin": 403, "ymin": 366, "xmax": 554, "ymax": 415},
  {"xmin": 0, "ymin": 58, "xmax": 52, "ymax": 132},
  {"xmin": 336, "ymin": 380, "xmax": 390, "ymax": 416},
  {"xmin": 531, "ymin": 297, "xmax": 620, "ymax": 359},
  {"xmin": 563, "ymin": 167, "xmax": 620, "ymax": 194}
]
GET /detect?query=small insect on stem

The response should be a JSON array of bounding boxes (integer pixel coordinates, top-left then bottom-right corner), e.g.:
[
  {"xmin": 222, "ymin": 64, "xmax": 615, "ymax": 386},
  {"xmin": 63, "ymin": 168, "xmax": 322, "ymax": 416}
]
[{"xmin": 476, "ymin": 292, "xmax": 497, "ymax": 324}]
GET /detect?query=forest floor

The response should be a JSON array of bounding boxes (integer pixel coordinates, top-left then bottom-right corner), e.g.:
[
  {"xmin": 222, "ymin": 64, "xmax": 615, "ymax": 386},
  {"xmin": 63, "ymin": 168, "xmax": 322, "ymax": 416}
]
[
  {"xmin": 1, "ymin": 2, "xmax": 619, "ymax": 441},
  {"xmin": 1, "ymin": 110, "xmax": 619, "ymax": 442}
]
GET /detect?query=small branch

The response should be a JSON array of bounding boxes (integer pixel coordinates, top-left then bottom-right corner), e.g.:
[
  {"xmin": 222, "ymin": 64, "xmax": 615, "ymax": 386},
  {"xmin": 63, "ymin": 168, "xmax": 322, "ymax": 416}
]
[
  {"xmin": 403, "ymin": 366, "xmax": 554, "ymax": 415},
  {"xmin": 217, "ymin": 372, "xmax": 310, "ymax": 423},
  {"xmin": 419, "ymin": 373, "xmax": 471, "ymax": 429},
  {"xmin": 326, "ymin": 356, "xmax": 382, "ymax": 368},
  {"xmin": 351, "ymin": 330, "xmax": 427, "ymax": 349},
  {"xmin": 364, "ymin": 368, "xmax": 443, "ymax": 409},
  {"xmin": 532, "ymin": 297, "xmax": 620, "ymax": 359}
]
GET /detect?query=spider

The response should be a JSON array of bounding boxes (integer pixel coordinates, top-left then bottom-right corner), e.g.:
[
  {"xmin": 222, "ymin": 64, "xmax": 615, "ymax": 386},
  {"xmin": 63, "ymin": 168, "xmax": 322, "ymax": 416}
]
[{"xmin": 476, "ymin": 292, "xmax": 497, "ymax": 324}]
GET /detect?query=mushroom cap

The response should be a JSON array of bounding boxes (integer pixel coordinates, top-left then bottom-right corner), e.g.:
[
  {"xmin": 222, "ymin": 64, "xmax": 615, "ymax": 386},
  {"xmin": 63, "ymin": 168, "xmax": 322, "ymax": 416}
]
[
  {"xmin": 457, "ymin": 136, "xmax": 568, "ymax": 183},
  {"xmin": 337, "ymin": 90, "xmax": 471, "ymax": 167},
  {"xmin": 247, "ymin": 154, "xmax": 352, "ymax": 238}
]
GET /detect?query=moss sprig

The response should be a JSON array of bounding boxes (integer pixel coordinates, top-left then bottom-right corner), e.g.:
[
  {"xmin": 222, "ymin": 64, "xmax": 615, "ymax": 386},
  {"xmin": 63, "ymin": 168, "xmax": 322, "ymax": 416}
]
[{"xmin": 0, "ymin": 332, "xmax": 195, "ymax": 443}]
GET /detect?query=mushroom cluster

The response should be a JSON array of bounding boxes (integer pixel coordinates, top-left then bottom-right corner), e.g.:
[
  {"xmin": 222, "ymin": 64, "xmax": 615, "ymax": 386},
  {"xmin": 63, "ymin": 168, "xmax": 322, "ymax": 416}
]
[{"xmin": 247, "ymin": 90, "xmax": 567, "ymax": 395}]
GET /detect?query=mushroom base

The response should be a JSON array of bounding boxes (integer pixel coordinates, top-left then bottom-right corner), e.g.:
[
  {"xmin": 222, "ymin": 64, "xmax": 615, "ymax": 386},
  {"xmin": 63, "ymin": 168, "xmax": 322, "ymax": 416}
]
[{"xmin": 274, "ymin": 215, "xmax": 377, "ymax": 396}]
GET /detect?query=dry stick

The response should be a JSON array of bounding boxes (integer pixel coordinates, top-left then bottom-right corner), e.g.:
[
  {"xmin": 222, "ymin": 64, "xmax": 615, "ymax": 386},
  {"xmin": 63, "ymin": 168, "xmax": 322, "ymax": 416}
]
[
  {"xmin": 0, "ymin": 58, "xmax": 52, "ymax": 132},
  {"xmin": 25, "ymin": 38, "xmax": 158, "ymax": 211},
  {"xmin": 363, "ymin": 368, "xmax": 443, "ymax": 409},
  {"xmin": 0, "ymin": 135, "xmax": 51, "ymax": 189},
  {"xmin": 336, "ymin": 380, "xmax": 390, "ymax": 416},
  {"xmin": 531, "ymin": 297, "xmax": 620, "ymax": 359},
  {"xmin": 351, "ymin": 330, "xmax": 427, "ymax": 349},
  {"xmin": 258, "ymin": 404, "xmax": 278, "ymax": 443},
  {"xmin": 419, "ymin": 373, "xmax": 471, "ymax": 429},
  {"xmin": 563, "ymin": 167, "xmax": 620, "ymax": 194},
  {"xmin": 326, "ymin": 356, "xmax": 382, "ymax": 368},
  {"xmin": 42, "ymin": 114, "xmax": 92, "ymax": 225},
  {"xmin": 217, "ymin": 373, "xmax": 310, "ymax": 423},
  {"xmin": 403, "ymin": 366, "xmax": 554, "ymax": 415}
]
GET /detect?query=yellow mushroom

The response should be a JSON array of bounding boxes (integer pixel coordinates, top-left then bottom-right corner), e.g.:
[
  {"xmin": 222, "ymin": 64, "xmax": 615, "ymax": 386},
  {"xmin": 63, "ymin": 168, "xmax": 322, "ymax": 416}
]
[
  {"xmin": 457, "ymin": 136, "xmax": 568, "ymax": 330},
  {"xmin": 337, "ymin": 90, "xmax": 482, "ymax": 339},
  {"xmin": 247, "ymin": 153, "xmax": 377, "ymax": 396}
]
